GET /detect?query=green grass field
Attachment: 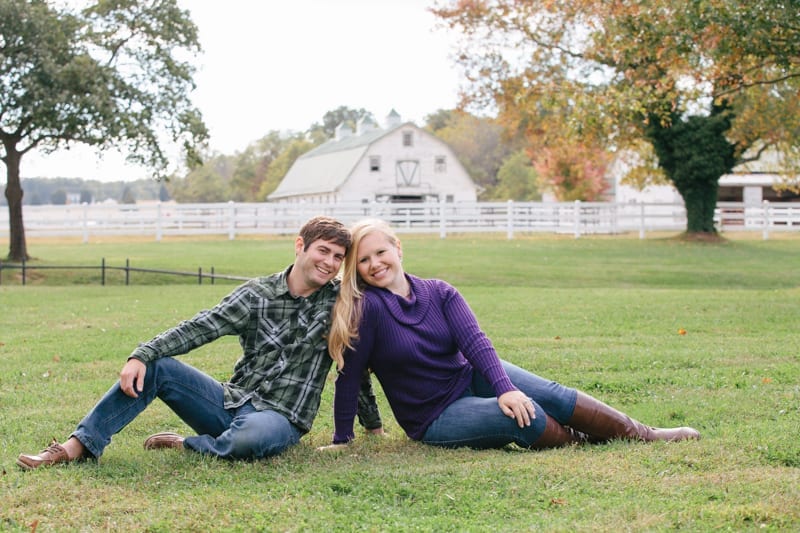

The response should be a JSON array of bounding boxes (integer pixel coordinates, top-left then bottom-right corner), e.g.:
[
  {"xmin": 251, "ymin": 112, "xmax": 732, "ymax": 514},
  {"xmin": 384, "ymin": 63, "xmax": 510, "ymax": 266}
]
[{"xmin": 1, "ymin": 233, "xmax": 799, "ymax": 531}]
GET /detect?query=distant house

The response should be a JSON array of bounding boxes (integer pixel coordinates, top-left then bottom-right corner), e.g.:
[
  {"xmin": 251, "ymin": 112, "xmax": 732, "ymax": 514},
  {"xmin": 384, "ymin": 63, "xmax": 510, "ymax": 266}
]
[
  {"xmin": 268, "ymin": 110, "xmax": 479, "ymax": 204},
  {"xmin": 610, "ymin": 148, "xmax": 800, "ymax": 204}
]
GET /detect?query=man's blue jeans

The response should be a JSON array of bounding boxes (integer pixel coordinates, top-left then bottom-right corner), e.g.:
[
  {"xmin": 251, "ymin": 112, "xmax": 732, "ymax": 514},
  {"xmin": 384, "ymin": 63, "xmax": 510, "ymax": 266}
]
[
  {"xmin": 422, "ymin": 360, "xmax": 578, "ymax": 449},
  {"xmin": 72, "ymin": 357, "xmax": 302, "ymax": 460}
]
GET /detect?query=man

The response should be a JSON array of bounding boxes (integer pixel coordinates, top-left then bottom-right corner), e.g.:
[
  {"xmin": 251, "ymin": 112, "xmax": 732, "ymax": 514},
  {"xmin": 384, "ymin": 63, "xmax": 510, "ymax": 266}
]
[{"xmin": 18, "ymin": 216, "xmax": 382, "ymax": 469}]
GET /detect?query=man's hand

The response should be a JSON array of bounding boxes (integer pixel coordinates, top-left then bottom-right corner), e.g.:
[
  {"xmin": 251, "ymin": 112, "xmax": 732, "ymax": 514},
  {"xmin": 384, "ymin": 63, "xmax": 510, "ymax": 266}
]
[{"xmin": 119, "ymin": 358, "xmax": 146, "ymax": 398}]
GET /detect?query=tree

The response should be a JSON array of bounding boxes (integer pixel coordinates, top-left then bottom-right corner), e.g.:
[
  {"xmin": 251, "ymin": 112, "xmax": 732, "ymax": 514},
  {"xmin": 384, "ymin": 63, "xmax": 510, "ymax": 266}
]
[
  {"xmin": 158, "ymin": 183, "xmax": 171, "ymax": 202},
  {"xmin": 433, "ymin": 0, "xmax": 800, "ymax": 235},
  {"xmin": 256, "ymin": 137, "xmax": 317, "ymax": 200},
  {"xmin": 169, "ymin": 154, "xmax": 232, "ymax": 203},
  {"xmin": 229, "ymin": 131, "xmax": 301, "ymax": 201},
  {"xmin": 425, "ymin": 109, "xmax": 515, "ymax": 198},
  {"xmin": 533, "ymin": 142, "xmax": 612, "ymax": 202},
  {"xmin": 50, "ymin": 189, "xmax": 67, "ymax": 205},
  {"xmin": 0, "ymin": 0, "xmax": 207, "ymax": 260},
  {"xmin": 307, "ymin": 106, "xmax": 372, "ymax": 144},
  {"xmin": 493, "ymin": 150, "xmax": 542, "ymax": 201},
  {"xmin": 120, "ymin": 185, "xmax": 136, "ymax": 205}
]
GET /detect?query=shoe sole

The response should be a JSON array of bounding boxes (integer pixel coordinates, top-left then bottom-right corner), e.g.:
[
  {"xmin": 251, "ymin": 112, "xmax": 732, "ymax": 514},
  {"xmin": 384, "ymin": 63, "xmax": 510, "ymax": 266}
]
[{"xmin": 143, "ymin": 432, "xmax": 184, "ymax": 450}]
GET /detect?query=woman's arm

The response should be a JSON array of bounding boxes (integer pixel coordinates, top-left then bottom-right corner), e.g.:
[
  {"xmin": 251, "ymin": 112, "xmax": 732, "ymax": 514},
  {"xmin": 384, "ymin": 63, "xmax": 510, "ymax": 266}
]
[
  {"xmin": 442, "ymin": 284, "xmax": 516, "ymax": 396},
  {"xmin": 442, "ymin": 284, "xmax": 535, "ymax": 426},
  {"xmin": 331, "ymin": 303, "xmax": 378, "ymax": 444}
]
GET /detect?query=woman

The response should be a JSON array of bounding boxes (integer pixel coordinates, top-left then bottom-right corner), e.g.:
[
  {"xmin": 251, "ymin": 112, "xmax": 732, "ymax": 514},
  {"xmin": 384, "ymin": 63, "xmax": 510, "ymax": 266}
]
[{"xmin": 326, "ymin": 219, "xmax": 699, "ymax": 450}]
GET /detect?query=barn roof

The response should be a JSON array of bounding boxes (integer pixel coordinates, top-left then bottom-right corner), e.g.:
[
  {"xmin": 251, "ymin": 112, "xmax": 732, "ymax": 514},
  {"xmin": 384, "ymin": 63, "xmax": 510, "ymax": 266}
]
[{"xmin": 268, "ymin": 122, "xmax": 410, "ymax": 199}]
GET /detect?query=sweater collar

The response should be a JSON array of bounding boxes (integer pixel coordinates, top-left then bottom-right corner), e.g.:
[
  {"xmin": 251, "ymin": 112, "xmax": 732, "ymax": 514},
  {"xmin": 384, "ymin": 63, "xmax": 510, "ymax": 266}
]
[{"xmin": 370, "ymin": 274, "xmax": 430, "ymax": 325}]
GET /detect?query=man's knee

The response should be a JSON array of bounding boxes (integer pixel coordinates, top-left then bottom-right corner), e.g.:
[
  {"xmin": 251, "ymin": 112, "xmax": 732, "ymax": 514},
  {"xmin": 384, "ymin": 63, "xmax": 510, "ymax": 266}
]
[{"xmin": 230, "ymin": 412, "xmax": 300, "ymax": 459}]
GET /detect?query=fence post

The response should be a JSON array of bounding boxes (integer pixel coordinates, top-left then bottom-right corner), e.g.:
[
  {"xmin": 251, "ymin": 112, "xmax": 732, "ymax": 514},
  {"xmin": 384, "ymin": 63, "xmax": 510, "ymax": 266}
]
[
  {"xmin": 82, "ymin": 202, "xmax": 90, "ymax": 244},
  {"xmin": 507, "ymin": 200, "xmax": 514, "ymax": 240},
  {"xmin": 0, "ymin": 259, "xmax": 3, "ymax": 286},
  {"xmin": 439, "ymin": 198, "xmax": 447, "ymax": 239},
  {"xmin": 762, "ymin": 200, "xmax": 770, "ymax": 241},
  {"xmin": 156, "ymin": 202, "xmax": 163, "ymax": 242},
  {"xmin": 101, "ymin": 257, "xmax": 106, "ymax": 286},
  {"xmin": 639, "ymin": 202, "xmax": 646, "ymax": 239},
  {"xmin": 198, "ymin": 267, "xmax": 203, "ymax": 285},
  {"xmin": 228, "ymin": 201, "xmax": 236, "ymax": 240},
  {"xmin": 573, "ymin": 200, "xmax": 581, "ymax": 239},
  {"xmin": 125, "ymin": 258, "xmax": 130, "ymax": 286},
  {"xmin": 22, "ymin": 258, "xmax": 26, "ymax": 285}
]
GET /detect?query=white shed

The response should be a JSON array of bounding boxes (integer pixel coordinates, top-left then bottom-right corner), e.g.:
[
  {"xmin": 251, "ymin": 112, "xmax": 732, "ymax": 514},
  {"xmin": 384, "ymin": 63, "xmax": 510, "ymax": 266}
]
[{"xmin": 267, "ymin": 111, "xmax": 479, "ymax": 204}]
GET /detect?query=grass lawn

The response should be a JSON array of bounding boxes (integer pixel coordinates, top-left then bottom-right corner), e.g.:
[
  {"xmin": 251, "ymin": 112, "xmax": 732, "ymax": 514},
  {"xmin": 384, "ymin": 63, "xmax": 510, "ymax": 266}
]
[{"xmin": 1, "ymin": 232, "xmax": 799, "ymax": 531}]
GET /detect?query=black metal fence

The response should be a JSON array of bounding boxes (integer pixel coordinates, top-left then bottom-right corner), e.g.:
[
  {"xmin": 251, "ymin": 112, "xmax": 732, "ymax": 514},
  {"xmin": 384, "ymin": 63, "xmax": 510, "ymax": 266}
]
[{"xmin": 0, "ymin": 258, "xmax": 251, "ymax": 286}]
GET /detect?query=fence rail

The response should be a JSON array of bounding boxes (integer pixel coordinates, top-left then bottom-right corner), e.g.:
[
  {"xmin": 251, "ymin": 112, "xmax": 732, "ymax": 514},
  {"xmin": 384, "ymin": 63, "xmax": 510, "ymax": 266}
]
[
  {"xmin": 2, "ymin": 200, "xmax": 799, "ymax": 241},
  {"xmin": 0, "ymin": 257, "xmax": 251, "ymax": 286}
]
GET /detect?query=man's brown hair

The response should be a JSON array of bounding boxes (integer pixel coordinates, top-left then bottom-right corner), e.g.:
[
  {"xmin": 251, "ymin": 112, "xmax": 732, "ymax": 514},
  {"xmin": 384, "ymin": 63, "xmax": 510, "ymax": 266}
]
[{"xmin": 299, "ymin": 216, "xmax": 352, "ymax": 252}]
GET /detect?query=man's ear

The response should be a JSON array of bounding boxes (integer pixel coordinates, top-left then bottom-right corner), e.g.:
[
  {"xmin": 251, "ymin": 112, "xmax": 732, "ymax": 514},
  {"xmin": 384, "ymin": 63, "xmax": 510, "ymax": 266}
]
[{"xmin": 294, "ymin": 236, "xmax": 305, "ymax": 256}]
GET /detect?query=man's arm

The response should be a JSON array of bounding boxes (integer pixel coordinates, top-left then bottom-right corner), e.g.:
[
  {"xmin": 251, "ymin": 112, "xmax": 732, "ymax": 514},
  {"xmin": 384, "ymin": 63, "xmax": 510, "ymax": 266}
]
[{"xmin": 356, "ymin": 369, "xmax": 384, "ymax": 434}]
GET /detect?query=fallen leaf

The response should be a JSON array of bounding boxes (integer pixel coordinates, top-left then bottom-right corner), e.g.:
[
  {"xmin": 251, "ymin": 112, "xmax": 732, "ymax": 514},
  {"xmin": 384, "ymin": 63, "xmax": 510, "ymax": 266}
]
[{"xmin": 678, "ymin": 328, "xmax": 687, "ymax": 335}]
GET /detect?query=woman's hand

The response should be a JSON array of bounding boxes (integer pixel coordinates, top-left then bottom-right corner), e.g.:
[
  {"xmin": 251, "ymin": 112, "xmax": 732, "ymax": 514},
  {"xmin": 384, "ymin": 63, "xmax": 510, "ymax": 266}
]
[
  {"xmin": 317, "ymin": 427, "xmax": 385, "ymax": 452},
  {"xmin": 498, "ymin": 391, "xmax": 536, "ymax": 428},
  {"xmin": 316, "ymin": 443, "xmax": 350, "ymax": 452}
]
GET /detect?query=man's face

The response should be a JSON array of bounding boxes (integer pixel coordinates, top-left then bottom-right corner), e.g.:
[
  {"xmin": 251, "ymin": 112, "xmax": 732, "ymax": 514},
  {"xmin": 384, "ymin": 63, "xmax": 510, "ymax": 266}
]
[{"xmin": 291, "ymin": 237, "xmax": 347, "ymax": 296}]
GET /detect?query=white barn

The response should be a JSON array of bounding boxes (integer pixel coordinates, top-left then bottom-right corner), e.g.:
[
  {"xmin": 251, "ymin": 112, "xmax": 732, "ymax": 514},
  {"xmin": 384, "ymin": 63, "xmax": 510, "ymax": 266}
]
[{"xmin": 267, "ymin": 110, "xmax": 479, "ymax": 204}]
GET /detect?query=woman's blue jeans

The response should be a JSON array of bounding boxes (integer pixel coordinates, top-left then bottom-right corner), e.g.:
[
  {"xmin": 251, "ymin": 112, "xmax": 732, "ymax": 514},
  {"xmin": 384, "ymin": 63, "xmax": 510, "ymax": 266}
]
[
  {"xmin": 421, "ymin": 360, "xmax": 578, "ymax": 449},
  {"xmin": 72, "ymin": 357, "xmax": 302, "ymax": 460}
]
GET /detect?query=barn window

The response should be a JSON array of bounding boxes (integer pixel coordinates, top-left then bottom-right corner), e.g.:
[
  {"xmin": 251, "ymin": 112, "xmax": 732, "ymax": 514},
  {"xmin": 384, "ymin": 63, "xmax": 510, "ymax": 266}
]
[
  {"xmin": 435, "ymin": 155, "xmax": 446, "ymax": 172},
  {"xmin": 370, "ymin": 156, "xmax": 380, "ymax": 172},
  {"xmin": 402, "ymin": 131, "xmax": 413, "ymax": 147},
  {"xmin": 396, "ymin": 160, "xmax": 420, "ymax": 186}
]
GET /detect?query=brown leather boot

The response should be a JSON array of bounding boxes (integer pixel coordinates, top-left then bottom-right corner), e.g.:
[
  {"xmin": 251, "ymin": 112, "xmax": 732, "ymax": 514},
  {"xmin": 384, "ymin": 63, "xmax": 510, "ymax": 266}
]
[
  {"xmin": 530, "ymin": 414, "xmax": 589, "ymax": 450},
  {"xmin": 568, "ymin": 391, "xmax": 700, "ymax": 443}
]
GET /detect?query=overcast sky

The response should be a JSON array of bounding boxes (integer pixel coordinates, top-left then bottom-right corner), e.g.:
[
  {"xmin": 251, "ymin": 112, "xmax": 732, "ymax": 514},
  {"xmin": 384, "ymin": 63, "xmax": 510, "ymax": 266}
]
[{"xmin": 22, "ymin": 0, "xmax": 463, "ymax": 182}]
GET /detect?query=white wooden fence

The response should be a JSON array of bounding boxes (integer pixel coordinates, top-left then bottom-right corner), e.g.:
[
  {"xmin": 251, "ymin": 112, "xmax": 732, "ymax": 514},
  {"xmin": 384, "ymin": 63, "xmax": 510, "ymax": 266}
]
[{"xmin": 2, "ymin": 200, "xmax": 799, "ymax": 241}]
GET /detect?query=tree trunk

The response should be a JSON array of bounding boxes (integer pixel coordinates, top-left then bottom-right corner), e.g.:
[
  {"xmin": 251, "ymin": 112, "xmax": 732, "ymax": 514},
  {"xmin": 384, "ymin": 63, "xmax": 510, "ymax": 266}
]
[
  {"xmin": 3, "ymin": 146, "xmax": 29, "ymax": 262},
  {"xmin": 645, "ymin": 105, "xmax": 736, "ymax": 237},
  {"xmin": 676, "ymin": 181, "xmax": 719, "ymax": 234}
]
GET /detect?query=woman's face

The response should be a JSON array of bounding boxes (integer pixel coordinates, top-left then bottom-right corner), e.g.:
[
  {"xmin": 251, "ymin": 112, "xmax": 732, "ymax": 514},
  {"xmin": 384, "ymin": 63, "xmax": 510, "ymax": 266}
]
[{"xmin": 355, "ymin": 230, "xmax": 405, "ymax": 293}]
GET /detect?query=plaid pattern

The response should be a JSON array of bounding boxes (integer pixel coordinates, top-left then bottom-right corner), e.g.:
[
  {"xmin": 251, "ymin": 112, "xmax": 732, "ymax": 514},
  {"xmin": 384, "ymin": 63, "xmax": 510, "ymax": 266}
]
[{"xmin": 130, "ymin": 267, "xmax": 340, "ymax": 432}]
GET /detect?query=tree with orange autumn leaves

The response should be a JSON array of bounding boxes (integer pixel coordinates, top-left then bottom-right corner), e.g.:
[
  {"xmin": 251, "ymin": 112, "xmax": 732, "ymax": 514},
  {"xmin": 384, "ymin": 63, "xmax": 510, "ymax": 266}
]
[{"xmin": 433, "ymin": 0, "xmax": 800, "ymax": 235}]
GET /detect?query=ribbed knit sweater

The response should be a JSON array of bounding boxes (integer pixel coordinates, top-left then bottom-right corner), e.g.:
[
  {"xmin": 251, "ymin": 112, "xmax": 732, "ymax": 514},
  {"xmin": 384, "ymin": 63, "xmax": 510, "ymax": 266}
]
[{"xmin": 333, "ymin": 275, "xmax": 517, "ymax": 442}]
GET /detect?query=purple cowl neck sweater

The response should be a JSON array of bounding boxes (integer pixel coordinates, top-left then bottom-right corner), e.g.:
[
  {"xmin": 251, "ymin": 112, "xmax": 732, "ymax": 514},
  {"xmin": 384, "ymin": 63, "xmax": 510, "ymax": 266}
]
[{"xmin": 333, "ymin": 274, "xmax": 516, "ymax": 443}]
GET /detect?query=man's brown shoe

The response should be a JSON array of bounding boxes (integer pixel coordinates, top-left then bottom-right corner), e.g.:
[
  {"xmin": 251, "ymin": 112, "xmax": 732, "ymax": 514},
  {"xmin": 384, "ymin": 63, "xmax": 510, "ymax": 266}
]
[
  {"xmin": 143, "ymin": 432, "xmax": 185, "ymax": 450},
  {"xmin": 17, "ymin": 440, "xmax": 71, "ymax": 470}
]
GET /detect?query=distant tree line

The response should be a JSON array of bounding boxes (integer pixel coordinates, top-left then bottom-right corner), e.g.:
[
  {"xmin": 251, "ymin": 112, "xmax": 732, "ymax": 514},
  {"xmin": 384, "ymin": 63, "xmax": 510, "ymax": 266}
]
[{"xmin": 0, "ymin": 177, "xmax": 170, "ymax": 207}]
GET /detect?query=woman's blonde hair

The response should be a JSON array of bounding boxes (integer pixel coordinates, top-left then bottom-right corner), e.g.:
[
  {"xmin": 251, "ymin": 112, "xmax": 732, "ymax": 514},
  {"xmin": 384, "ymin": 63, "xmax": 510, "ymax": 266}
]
[{"xmin": 328, "ymin": 219, "xmax": 399, "ymax": 369}]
